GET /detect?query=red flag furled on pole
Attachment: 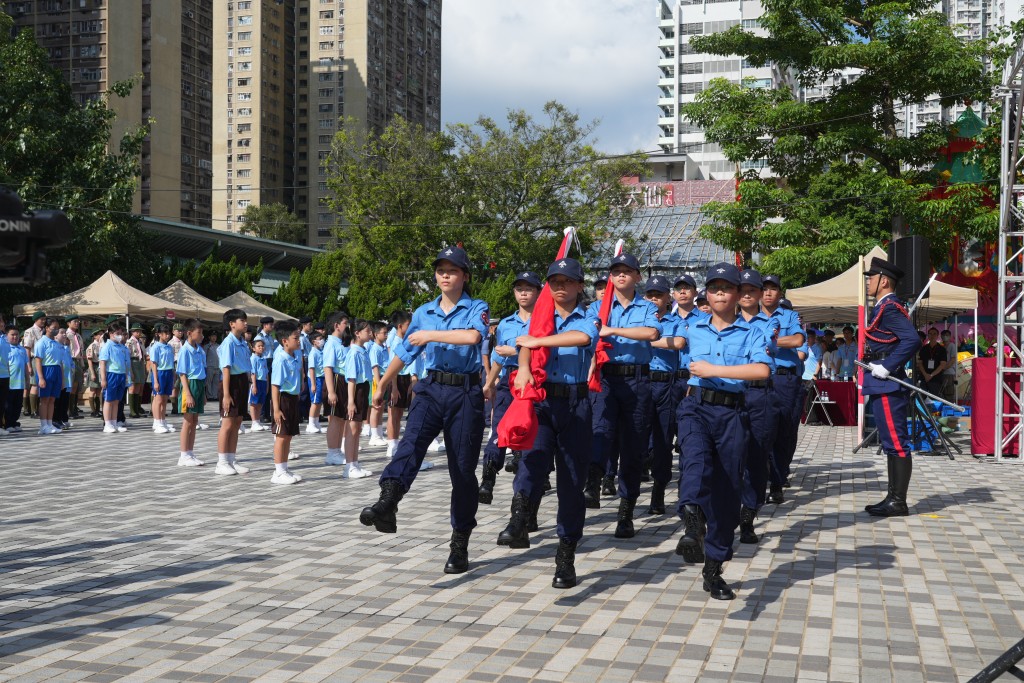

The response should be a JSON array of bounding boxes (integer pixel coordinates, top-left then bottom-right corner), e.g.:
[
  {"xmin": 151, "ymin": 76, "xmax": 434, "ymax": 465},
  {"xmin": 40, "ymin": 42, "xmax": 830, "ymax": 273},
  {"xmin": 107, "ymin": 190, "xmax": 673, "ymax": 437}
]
[
  {"xmin": 587, "ymin": 239, "xmax": 625, "ymax": 393},
  {"xmin": 496, "ymin": 227, "xmax": 576, "ymax": 451}
]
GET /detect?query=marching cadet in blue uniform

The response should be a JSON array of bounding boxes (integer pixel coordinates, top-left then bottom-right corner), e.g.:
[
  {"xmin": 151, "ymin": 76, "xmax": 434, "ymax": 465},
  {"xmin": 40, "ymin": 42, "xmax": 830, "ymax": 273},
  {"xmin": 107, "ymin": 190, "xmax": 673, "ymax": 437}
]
[
  {"xmin": 642, "ymin": 276, "xmax": 685, "ymax": 515},
  {"xmin": 862, "ymin": 256, "xmax": 921, "ymax": 517},
  {"xmin": 496, "ymin": 257, "xmax": 598, "ymax": 588},
  {"xmin": 674, "ymin": 263, "xmax": 773, "ymax": 600},
  {"xmin": 761, "ymin": 275, "xmax": 805, "ymax": 504},
  {"xmin": 361, "ymin": 246, "xmax": 489, "ymax": 574},
  {"xmin": 585, "ymin": 253, "xmax": 662, "ymax": 538},
  {"xmin": 479, "ymin": 271, "xmax": 541, "ymax": 504},
  {"xmin": 737, "ymin": 269, "xmax": 779, "ymax": 543}
]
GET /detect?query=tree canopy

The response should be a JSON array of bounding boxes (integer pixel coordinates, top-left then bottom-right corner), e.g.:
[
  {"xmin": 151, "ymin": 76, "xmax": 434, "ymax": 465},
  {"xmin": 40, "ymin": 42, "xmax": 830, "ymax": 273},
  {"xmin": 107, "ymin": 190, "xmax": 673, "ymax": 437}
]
[{"xmin": 239, "ymin": 203, "xmax": 306, "ymax": 244}]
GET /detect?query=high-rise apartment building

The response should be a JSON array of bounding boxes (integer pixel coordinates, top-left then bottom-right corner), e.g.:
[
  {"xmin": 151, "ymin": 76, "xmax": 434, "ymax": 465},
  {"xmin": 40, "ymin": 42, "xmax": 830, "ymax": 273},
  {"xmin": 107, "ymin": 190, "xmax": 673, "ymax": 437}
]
[{"xmin": 4, "ymin": 0, "xmax": 213, "ymax": 226}]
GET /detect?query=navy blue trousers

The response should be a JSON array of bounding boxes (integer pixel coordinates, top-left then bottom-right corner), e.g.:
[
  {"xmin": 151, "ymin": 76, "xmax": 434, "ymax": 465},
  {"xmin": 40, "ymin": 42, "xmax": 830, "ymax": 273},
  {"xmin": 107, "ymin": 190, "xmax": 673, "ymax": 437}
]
[
  {"xmin": 870, "ymin": 391, "xmax": 911, "ymax": 459},
  {"xmin": 676, "ymin": 395, "xmax": 750, "ymax": 563},
  {"xmin": 769, "ymin": 373, "xmax": 801, "ymax": 486},
  {"xmin": 513, "ymin": 387, "xmax": 591, "ymax": 541},
  {"xmin": 379, "ymin": 377, "xmax": 485, "ymax": 532},
  {"xmin": 482, "ymin": 377, "xmax": 512, "ymax": 469},
  {"xmin": 742, "ymin": 385, "xmax": 776, "ymax": 510},
  {"xmin": 649, "ymin": 378, "xmax": 677, "ymax": 487},
  {"xmin": 261, "ymin": 359, "xmax": 273, "ymax": 423},
  {"xmin": 591, "ymin": 371, "xmax": 652, "ymax": 500}
]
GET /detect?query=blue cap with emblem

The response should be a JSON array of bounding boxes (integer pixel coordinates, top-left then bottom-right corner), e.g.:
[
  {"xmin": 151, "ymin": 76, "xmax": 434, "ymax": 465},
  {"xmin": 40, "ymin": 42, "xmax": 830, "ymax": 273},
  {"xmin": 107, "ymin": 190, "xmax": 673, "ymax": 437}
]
[
  {"xmin": 705, "ymin": 262, "xmax": 741, "ymax": 286},
  {"xmin": 740, "ymin": 268, "xmax": 763, "ymax": 289},
  {"xmin": 433, "ymin": 245, "xmax": 471, "ymax": 271},
  {"xmin": 696, "ymin": 288, "xmax": 708, "ymax": 301},
  {"xmin": 512, "ymin": 270, "xmax": 542, "ymax": 289},
  {"xmin": 763, "ymin": 274, "xmax": 782, "ymax": 288},
  {"xmin": 644, "ymin": 275, "xmax": 670, "ymax": 293},
  {"xmin": 780, "ymin": 298, "xmax": 794, "ymax": 310},
  {"xmin": 546, "ymin": 257, "xmax": 585, "ymax": 282},
  {"xmin": 673, "ymin": 274, "xmax": 697, "ymax": 289},
  {"xmin": 609, "ymin": 252, "xmax": 641, "ymax": 271}
]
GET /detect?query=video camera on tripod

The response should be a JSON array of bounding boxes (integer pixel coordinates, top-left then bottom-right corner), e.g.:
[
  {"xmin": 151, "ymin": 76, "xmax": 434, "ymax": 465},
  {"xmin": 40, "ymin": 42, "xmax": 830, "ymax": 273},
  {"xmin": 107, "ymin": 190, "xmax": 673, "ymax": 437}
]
[{"xmin": 0, "ymin": 187, "xmax": 72, "ymax": 285}]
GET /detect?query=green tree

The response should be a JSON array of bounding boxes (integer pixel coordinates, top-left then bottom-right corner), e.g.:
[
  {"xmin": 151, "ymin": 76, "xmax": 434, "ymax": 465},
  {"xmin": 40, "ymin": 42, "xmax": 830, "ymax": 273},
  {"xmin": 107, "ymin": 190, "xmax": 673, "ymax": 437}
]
[
  {"xmin": 682, "ymin": 0, "xmax": 1000, "ymax": 284},
  {"xmin": 156, "ymin": 249, "xmax": 263, "ymax": 301},
  {"xmin": 269, "ymin": 250, "xmax": 349, "ymax": 322},
  {"xmin": 0, "ymin": 15, "xmax": 155, "ymax": 312},
  {"xmin": 239, "ymin": 203, "xmax": 307, "ymax": 244}
]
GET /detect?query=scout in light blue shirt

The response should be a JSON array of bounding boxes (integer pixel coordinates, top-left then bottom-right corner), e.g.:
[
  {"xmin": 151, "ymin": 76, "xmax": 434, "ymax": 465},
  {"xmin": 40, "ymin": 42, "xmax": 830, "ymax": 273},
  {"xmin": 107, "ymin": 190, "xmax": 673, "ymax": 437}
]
[
  {"xmin": 395, "ymin": 291, "xmax": 490, "ymax": 374},
  {"xmin": 585, "ymin": 291, "xmax": 663, "ymax": 365},
  {"xmin": 309, "ymin": 344, "xmax": 325, "ymax": 378},
  {"xmin": 544, "ymin": 305, "xmax": 599, "ymax": 383},
  {"xmin": 250, "ymin": 352, "xmax": 268, "ymax": 381},
  {"xmin": 344, "ymin": 343, "xmax": 372, "ymax": 385},
  {"xmin": 271, "ymin": 345, "xmax": 302, "ymax": 395},
  {"xmin": 686, "ymin": 316, "xmax": 774, "ymax": 393},
  {"xmin": 218, "ymin": 332, "xmax": 253, "ymax": 376},
  {"xmin": 369, "ymin": 341, "xmax": 388, "ymax": 375},
  {"xmin": 0, "ymin": 332, "xmax": 10, "ymax": 380},
  {"xmin": 322, "ymin": 334, "xmax": 347, "ymax": 376},
  {"xmin": 98, "ymin": 339, "xmax": 132, "ymax": 378},
  {"xmin": 34, "ymin": 334, "xmax": 63, "ymax": 367},
  {"xmin": 150, "ymin": 341, "xmax": 174, "ymax": 371},
  {"xmin": 9, "ymin": 342, "xmax": 29, "ymax": 390},
  {"xmin": 176, "ymin": 341, "xmax": 207, "ymax": 380}
]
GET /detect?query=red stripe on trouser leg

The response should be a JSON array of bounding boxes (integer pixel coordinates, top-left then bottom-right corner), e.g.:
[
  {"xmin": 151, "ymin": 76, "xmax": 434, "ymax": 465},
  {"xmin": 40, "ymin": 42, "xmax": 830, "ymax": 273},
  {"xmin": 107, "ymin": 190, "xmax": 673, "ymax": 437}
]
[{"xmin": 880, "ymin": 395, "xmax": 907, "ymax": 458}]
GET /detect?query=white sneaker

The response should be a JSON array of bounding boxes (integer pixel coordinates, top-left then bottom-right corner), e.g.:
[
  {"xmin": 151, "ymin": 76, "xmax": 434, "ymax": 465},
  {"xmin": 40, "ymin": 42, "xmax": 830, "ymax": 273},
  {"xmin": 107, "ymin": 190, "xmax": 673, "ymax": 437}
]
[
  {"xmin": 343, "ymin": 462, "xmax": 373, "ymax": 479},
  {"xmin": 251, "ymin": 422, "xmax": 267, "ymax": 432},
  {"xmin": 271, "ymin": 470, "xmax": 301, "ymax": 485},
  {"xmin": 428, "ymin": 439, "xmax": 445, "ymax": 453},
  {"xmin": 116, "ymin": 425, "xmax": 128, "ymax": 433},
  {"xmin": 230, "ymin": 460, "xmax": 251, "ymax": 474},
  {"xmin": 325, "ymin": 451, "xmax": 345, "ymax": 466},
  {"xmin": 0, "ymin": 427, "xmax": 8, "ymax": 435},
  {"xmin": 197, "ymin": 422, "xmax": 209, "ymax": 430},
  {"xmin": 305, "ymin": 424, "xmax": 321, "ymax": 434},
  {"xmin": 361, "ymin": 424, "xmax": 371, "ymax": 437},
  {"xmin": 419, "ymin": 460, "xmax": 435, "ymax": 471},
  {"xmin": 154, "ymin": 425, "xmax": 170, "ymax": 434},
  {"xmin": 165, "ymin": 423, "xmax": 176, "ymax": 432},
  {"xmin": 386, "ymin": 442, "xmax": 397, "ymax": 459},
  {"xmin": 319, "ymin": 426, "xmax": 328, "ymax": 434},
  {"xmin": 288, "ymin": 452, "xmax": 301, "ymax": 460},
  {"xmin": 215, "ymin": 463, "xmax": 237, "ymax": 476},
  {"xmin": 238, "ymin": 424, "xmax": 250, "ymax": 435},
  {"xmin": 177, "ymin": 454, "xmax": 204, "ymax": 467},
  {"xmin": 103, "ymin": 425, "xmax": 118, "ymax": 433},
  {"xmin": 368, "ymin": 435, "xmax": 387, "ymax": 447},
  {"xmin": 46, "ymin": 425, "xmax": 63, "ymax": 434},
  {"xmin": 9, "ymin": 426, "xmax": 22, "ymax": 433}
]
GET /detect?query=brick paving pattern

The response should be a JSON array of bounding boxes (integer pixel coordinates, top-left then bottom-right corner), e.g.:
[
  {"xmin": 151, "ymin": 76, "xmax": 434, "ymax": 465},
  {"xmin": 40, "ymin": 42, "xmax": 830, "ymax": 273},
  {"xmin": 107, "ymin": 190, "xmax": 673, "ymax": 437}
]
[{"xmin": 0, "ymin": 418, "xmax": 1021, "ymax": 682}]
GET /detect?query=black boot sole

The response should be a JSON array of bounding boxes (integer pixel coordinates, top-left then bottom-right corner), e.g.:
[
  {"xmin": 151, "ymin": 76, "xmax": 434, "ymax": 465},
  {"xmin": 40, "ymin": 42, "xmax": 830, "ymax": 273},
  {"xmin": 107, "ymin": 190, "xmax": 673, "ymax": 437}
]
[
  {"xmin": 866, "ymin": 504, "xmax": 909, "ymax": 517},
  {"xmin": 614, "ymin": 524, "xmax": 635, "ymax": 539},
  {"xmin": 478, "ymin": 488, "xmax": 493, "ymax": 505},
  {"xmin": 552, "ymin": 574, "xmax": 577, "ymax": 589},
  {"xmin": 703, "ymin": 578, "xmax": 735, "ymax": 600},
  {"xmin": 646, "ymin": 505, "xmax": 666, "ymax": 515},
  {"xmin": 584, "ymin": 495, "xmax": 600, "ymax": 510},
  {"xmin": 359, "ymin": 507, "xmax": 396, "ymax": 533},
  {"xmin": 739, "ymin": 526, "xmax": 759, "ymax": 544},
  {"xmin": 676, "ymin": 536, "xmax": 704, "ymax": 563},
  {"xmin": 444, "ymin": 561, "xmax": 469, "ymax": 574}
]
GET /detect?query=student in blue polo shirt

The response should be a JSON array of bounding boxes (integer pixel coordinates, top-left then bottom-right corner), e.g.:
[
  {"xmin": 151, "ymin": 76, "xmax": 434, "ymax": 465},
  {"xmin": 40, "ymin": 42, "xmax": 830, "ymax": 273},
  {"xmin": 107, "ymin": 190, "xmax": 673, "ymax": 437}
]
[
  {"xmin": 98, "ymin": 321, "xmax": 132, "ymax": 434},
  {"xmin": 361, "ymin": 246, "xmax": 490, "ymax": 576},
  {"xmin": 176, "ymin": 319, "xmax": 206, "ymax": 464},
  {"xmin": 148, "ymin": 323, "xmax": 176, "ymax": 435},
  {"xmin": 32, "ymin": 318, "xmax": 63, "ymax": 435},
  {"xmin": 322, "ymin": 310, "xmax": 350, "ymax": 466},
  {"xmin": 306, "ymin": 331, "xmax": 326, "ymax": 434},
  {"xmin": 584, "ymin": 253, "xmax": 662, "ymax": 540},
  {"xmin": 342, "ymin": 319, "xmax": 375, "ymax": 479},
  {"xmin": 254, "ymin": 316, "xmax": 278, "ymax": 423},
  {"xmin": 270, "ymin": 321, "xmax": 304, "ymax": 484},
  {"xmin": 216, "ymin": 308, "xmax": 252, "ymax": 476},
  {"xmin": 0, "ymin": 314, "xmax": 9, "ymax": 435},
  {"xmin": 4, "ymin": 326, "xmax": 30, "ymax": 433},
  {"xmin": 674, "ymin": 262, "xmax": 773, "ymax": 601},
  {"xmin": 364, "ymin": 322, "xmax": 389, "ymax": 444}
]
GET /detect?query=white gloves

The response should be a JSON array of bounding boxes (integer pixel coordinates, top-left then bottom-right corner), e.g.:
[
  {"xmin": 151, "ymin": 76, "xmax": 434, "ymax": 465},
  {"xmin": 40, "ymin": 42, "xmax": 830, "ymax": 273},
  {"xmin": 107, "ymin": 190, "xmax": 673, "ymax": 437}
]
[{"xmin": 868, "ymin": 362, "xmax": 890, "ymax": 380}]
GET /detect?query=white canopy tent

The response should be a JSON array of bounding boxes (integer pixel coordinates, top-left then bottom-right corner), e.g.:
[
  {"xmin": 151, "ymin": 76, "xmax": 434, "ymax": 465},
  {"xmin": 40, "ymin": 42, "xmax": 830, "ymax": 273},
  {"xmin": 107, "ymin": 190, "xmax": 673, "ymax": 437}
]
[
  {"xmin": 216, "ymin": 291, "xmax": 295, "ymax": 322},
  {"xmin": 13, "ymin": 270, "xmax": 191, "ymax": 320},
  {"xmin": 153, "ymin": 280, "xmax": 230, "ymax": 324}
]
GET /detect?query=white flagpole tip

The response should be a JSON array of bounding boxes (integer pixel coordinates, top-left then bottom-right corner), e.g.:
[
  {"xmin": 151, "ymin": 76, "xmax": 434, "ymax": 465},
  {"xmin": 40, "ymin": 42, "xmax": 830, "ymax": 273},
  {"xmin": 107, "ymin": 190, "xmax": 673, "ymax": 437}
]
[
  {"xmin": 614, "ymin": 239, "xmax": 625, "ymax": 256},
  {"xmin": 563, "ymin": 226, "xmax": 574, "ymax": 236}
]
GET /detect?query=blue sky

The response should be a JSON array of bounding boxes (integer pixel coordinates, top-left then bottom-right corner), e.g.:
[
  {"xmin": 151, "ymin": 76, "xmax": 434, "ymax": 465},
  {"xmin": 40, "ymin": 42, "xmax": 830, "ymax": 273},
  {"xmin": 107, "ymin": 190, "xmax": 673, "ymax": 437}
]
[{"xmin": 441, "ymin": 1, "xmax": 657, "ymax": 155}]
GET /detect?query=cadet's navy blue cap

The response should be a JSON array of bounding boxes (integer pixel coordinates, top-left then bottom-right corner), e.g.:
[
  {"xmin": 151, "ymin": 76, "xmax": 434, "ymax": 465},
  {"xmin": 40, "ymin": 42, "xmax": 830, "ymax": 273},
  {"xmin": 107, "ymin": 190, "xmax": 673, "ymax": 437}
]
[
  {"xmin": 763, "ymin": 274, "xmax": 782, "ymax": 288},
  {"xmin": 705, "ymin": 262, "xmax": 741, "ymax": 286},
  {"xmin": 739, "ymin": 268, "xmax": 763, "ymax": 289},
  {"xmin": 512, "ymin": 270, "xmax": 542, "ymax": 289},
  {"xmin": 673, "ymin": 274, "xmax": 697, "ymax": 289},
  {"xmin": 547, "ymin": 257, "xmax": 585, "ymax": 282},
  {"xmin": 313, "ymin": 321, "xmax": 325, "ymax": 329},
  {"xmin": 593, "ymin": 272, "xmax": 608, "ymax": 286},
  {"xmin": 644, "ymin": 276, "xmax": 670, "ymax": 293},
  {"xmin": 780, "ymin": 298, "xmax": 794, "ymax": 310},
  {"xmin": 609, "ymin": 252, "xmax": 641, "ymax": 271},
  {"xmin": 696, "ymin": 288, "xmax": 708, "ymax": 301},
  {"xmin": 433, "ymin": 245, "xmax": 471, "ymax": 271}
]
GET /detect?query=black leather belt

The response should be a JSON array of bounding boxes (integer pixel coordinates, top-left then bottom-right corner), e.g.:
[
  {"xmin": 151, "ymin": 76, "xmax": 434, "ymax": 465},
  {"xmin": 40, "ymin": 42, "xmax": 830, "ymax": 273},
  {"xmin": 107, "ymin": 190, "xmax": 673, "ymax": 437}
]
[
  {"xmin": 775, "ymin": 367, "xmax": 798, "ymax": 376},
  {"xmin": 687, "ymin": 387, "xmax": 744, "ymax": 408},
  {"xmin": 747, "ymin": 380, "xmax": 770, "ymax": 389},
  {"xmin": 676, "ymin": 369, "xmax": 691, "ymax": 380},
  {"xmin": 428, "ymin": 370, "xmax": 481, "ymax": 386},
  {"xmin": 543, "ymin": 382, "xmax": 588, "ymax": 398},
  {"xmin": 862, "ymin": 352, "xmax": 890, "ymax": 361},
  {"xmin": 603, "ymin": 363, "xmax": 650, "ymax": 377},
  {"xmin": 650, "ymin": 370, "xmax": 674, "ymax": 382}
]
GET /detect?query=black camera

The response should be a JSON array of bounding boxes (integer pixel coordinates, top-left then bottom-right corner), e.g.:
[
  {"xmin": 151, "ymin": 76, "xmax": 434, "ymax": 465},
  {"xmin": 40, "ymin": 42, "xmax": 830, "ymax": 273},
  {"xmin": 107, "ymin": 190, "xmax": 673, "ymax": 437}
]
[{"xmin": 0, "ymin": 187, "xmax": 72, "ymax": 285}]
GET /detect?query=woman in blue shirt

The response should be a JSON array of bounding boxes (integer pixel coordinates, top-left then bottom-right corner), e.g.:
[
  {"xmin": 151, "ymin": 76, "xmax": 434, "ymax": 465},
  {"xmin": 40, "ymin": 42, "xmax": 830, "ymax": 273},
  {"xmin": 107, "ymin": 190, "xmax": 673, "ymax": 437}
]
[
  {"xmin": 362, "ymin": 246, "xmax": 489, "ymax": 575},
  {"xmin": 33, "ymin": 318, "xmax": 63, "ymax": 434}
]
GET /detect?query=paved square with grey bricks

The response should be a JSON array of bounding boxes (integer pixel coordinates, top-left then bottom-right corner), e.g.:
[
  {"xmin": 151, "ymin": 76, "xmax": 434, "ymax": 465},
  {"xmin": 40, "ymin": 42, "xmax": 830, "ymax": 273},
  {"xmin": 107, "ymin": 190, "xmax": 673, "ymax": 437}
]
[{"xmin": 0, "ymin": 416, "xmax": 1022, "ymax": 682}]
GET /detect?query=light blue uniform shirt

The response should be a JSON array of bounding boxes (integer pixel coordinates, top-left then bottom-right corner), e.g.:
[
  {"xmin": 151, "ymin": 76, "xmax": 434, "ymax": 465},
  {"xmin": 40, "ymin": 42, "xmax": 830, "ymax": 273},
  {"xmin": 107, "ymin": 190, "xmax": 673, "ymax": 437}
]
[
  {"xmin": 99, "ymin": 340, "xmax": 131, "ymax": 377},
  {"xmin": 176, "ymin": 341, "xmax": 207, "ymax": 380},
  {"xmin": 0, "ymin": 335, "xmax": 9, "ymax": 379},
  {"xmin": 8, "ymin": 345, "xmax": 29, "ymax": 390},
  {"xmin": 742, "ymin": 311, "xmax": 779, "ymax": 375},
  {"xmin": 763, "ymin": 306, "xmax": 804, "ymax": 368},
  {"xmin": 834, "ymin": 342, "xmax": 857, "ymax": 378},
  {"xmin": 650, "ymin": 312, "xmax": 682, "ymax": 373},
  {"xmin": 390, "ymin": 333, "xmax": 419, "ymax": 376},
  {"xmin": 300, "ymin": 331, "xmax": 312, "ymax": 360},
  {"xmin": 802, "ymin": 342, "xmax": 824, "ymax": 380},
  {"xmin": 254, "ymin": 330, "xmax": 278, "ymax": 359},
  {"xmin": 271, "ymin": 346, "xmax": 302, "ymax": 395},
  {"xmin": 544, "ymin": 306, "xmax": 599, "ymax": 384},
  {"xmin": 60, "ymin": 344, "xmax": 73, "ymax": 389},
  {"xmin": 309, "ymin": 346, "xmax": 325, "ymax": 378},
  {"xmin": 686, "ymin": 316, "xmax": 774, "ymax": 394},
  {"xmin": 677, "ymin": 307, "xmax": 708, "ymax": 369},
  {"xmin": 494, "ymin": 312, "xmax": 531, "ymax": 375},
  {"xmin": 344, "ymin": 344, "xmax": 372, "ymax": 384},
  {"xmin": 34, "ymin": 335, "xmax": 63, "ymax": 367},
  {"xmin": 322, "ymin": 335, "xmax": 347, "ymax": 376},
  {"xmin": 218, "ymin": 333, "xmax": 253, "ymax": 376},
  {"xmin": 250, "ymin": 354, "xmax": 268, "ymax": 381},
  {"xmin": 149, "ymin": 341, "xmax": 175, "ymax": 371},
  {"xmin": 585, "ymin": 292, "xmax": 662, "ymax": 365},
  {"xmin": 396, "ymin": 293, "xmax": 489, "ymax": 374},
  {"xmin": 369, "ymin": 341, "xmax": 388, "ymax": 374}
]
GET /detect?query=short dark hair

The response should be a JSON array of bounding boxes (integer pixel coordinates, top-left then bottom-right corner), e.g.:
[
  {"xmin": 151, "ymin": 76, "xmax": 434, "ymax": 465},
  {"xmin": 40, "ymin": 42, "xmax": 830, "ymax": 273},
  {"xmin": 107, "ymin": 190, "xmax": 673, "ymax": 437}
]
[
  {"xmin": 391, "ymin": 311, "xmax": 411, "ymax": 327},
  {"xmin": 153, "ymin": 322, "xmax": 171, "ymax": 335},
  {"xmin": 252, "ymin": 337, "xmax": 265, "ymax": 348},
  {"xmin": 310, "ymin": 331, "xmax": 324, "ymax": 342},
  {"xmin": 371, "ymin": 322, "xmax": 387, "ymax": 336},
  {"xmin": 274, "ymin": 320, "xmax": 298, "ymax": 343},
  {"xmin": 108, "ymin": 321, "xmax": 126, "ymax": 334},
  {"xmin": 351, "ymin": 318, "xmax": 371, "ymax": 335},
  {"xmin": 5, "ymin": 324, "xmax": 18, "ymax": 334},
  {"xmin": 842, "ymin": 326, "xmax": 854, "ymax": 333},
  {"xmin": 326, "ymin": 310, "xmax": 350, "ymax": 331},
  {"xmin": 224, "ymin": 308, "xmax": 247, "ymax": 327},
  {"xmin": 184, "ymin": 318, "xmax": 204, "ymax": 333}
]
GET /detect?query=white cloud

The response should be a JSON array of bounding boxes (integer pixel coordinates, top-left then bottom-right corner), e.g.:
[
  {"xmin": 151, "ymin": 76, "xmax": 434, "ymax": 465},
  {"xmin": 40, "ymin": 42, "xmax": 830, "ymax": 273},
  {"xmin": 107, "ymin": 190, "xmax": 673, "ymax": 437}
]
[{"xmin": 441, "ymin": 0, "xmax": 659, "ymax": 154}]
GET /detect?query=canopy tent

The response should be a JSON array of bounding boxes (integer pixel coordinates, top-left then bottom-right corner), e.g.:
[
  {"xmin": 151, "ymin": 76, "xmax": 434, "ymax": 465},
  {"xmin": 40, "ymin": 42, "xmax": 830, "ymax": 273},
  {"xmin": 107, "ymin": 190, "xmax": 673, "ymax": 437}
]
[
  {"xmin": 216, "ymin": 291, "xmax": 295, "ymax": 322},
  {"xmin": 787, "ymin": 246, "xmax": 978, "ymax": 323},
  {"xmin": 153, "ymin": 280, "xmax": 229, "ymax": 324},
  {"xmin": 13, "ymin": 270, "xmax": 191, "ymax": 320}
]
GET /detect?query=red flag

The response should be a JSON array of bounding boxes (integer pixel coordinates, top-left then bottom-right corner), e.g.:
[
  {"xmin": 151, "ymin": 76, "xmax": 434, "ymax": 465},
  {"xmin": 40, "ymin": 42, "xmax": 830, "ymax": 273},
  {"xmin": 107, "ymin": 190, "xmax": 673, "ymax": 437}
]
[
  {"xmin": 588, "ymin": 239, "xmax": 625, "ymax": 392},
  {"xmin": 497, "ymin": 228, "xmax": 575, "ymax": 451}
]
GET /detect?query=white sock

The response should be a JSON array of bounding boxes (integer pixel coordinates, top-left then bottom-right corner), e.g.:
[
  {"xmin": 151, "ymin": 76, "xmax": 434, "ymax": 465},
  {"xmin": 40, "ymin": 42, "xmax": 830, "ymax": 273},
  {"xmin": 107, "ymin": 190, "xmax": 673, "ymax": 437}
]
[
  {"xmin": 275, "ymin": 462, "xmax": 287, "ymax": 474},
  {"xmin": 308, "ymin": 418, "xmax": 316, "ymax": 427},
  {"xmin": 180, "ymin": 451, "xmax": 190, "ymax": 458},
  {"xmin": 227, "ymin": 453, "xmax": 237, "ymax": 464},
  {"xmin": 217, "ymin": 453, "xmax": 228, "ymax": 465},
  {"xmin": 388, "ymin": 439, "xmax": 398, "ymax": 447}
]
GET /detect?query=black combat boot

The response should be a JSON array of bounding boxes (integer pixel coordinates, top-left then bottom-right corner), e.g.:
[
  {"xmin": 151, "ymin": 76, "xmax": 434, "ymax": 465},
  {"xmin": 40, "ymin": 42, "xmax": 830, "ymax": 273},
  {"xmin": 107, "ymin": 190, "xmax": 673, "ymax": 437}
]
[
  {"xmin": 867, "ymin": 457, "xmax": 911, "ymax": 517},
  {"xmin": 497, "ymin": 492, "xmax": 530, "ymax": 548},
  {"xmin": 478, "ymin": 460, "xmax": 498, "ymax": 504},
  {"xmin": 444, "ymin": 530, "xmax": 471, "ymax": 574},
  {"xmin": 865, "ymin": 457, "xmax": 895, "ymax": 514},
  {"xmin": 505, "ymin": 450, "xmax": 522, "ymax": 474},
  {"xmin": 702, "ymin": 559, "xmax": 735, "ymax": 600},
  {"xmin": 768, "ymin": 484, "xmax": 785, "ymax": 504},
  {"xmin": 359, "ymin": 479, "xmax": 405, "ymax": 533},
  {"xmin": 584, "ymin": 464, "xmax": 602, "ymax": 509},
  {"xmin": 552, "ymin": 538, "xmax": 578, "ymax": 589},
  {"xmin": 675, "ymin": 504, "xmax": 706, "ymax": 562},
  {"xmin": 614, "ymin": 498, "xmax": 636, "ymax": 539},
  {"xmin": 739, "ymin": 506, "xmax": 759, "ymax": 544},
  {"xmin": 526, "ymin": 495, "xmax": 541, "ymax": 533},
  {"xmin": 601, "ymin": 474, "xmax": 616, "ymax": 497},
  {"xmin": 646, "ymin": 481, "xmax": 666, "ymax": 515}
]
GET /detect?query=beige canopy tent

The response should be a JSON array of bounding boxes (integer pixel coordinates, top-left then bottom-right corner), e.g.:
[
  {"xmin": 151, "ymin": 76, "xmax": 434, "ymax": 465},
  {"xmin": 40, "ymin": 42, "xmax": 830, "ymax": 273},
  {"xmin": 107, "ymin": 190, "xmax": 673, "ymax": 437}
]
[
  {"xmin": 217, "ymin": 291, "xmax": 295, "ymax": 322},
  {"xmin": 13, "ymin": 270, "xmax": 191, "ymax": 320},
  {"xmin": 153, "ymin": 280, "xmax": 229, "ymax": 323},
  {"xmin": 786, "ymin": 246, "xmax": 979, "ymax": 324}
]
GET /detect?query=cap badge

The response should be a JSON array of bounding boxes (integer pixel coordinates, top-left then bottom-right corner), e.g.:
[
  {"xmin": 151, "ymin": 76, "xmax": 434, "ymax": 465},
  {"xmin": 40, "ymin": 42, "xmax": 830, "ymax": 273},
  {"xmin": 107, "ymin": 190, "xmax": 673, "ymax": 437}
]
[
  {"xmin": 716, "ymin": 268, "xmax": 725, "ymax": 273},
  {"xmin": 444, "ymin": 248, "xmax": 453, "ymax": 255},
  {"xmin": 558, "ymin": 261, "xmax": 566, "ymax": 268}
]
